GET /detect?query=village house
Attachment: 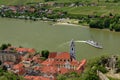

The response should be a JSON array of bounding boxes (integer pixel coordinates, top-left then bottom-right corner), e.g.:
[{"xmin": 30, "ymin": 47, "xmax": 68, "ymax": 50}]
[
  {"xmin": 13, "ymin": 63, "xmax": 25, "ymax": 74},
  {"xmin": 41, "ymin": 52, "xmax": 86, "ymax": 74},
  {"xmin": 3, "ymin": 61, "xmax": 14, "ymax": 70},
  {"xmin": 25, "ymin": 76, "xmax": 53, "ymax": 80},
  {"xmin": 9, "ymin": 6, "xmax": 17, "ymax": 13},
  {"xmin": 6, "ymin": 46, "xmax": 36, "ymax": 54},
  {"xmin": 0, "ymin": 50, "xmax": 20, "ymax": 63},
  {"xmin": 46, "ymin": 2, "xmax": 55, "ymax": 6}
]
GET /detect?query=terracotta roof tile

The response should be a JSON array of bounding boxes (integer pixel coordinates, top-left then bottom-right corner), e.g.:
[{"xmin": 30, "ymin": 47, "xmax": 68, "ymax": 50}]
[
  {"xmin": 41, "ymin": 59, "xmax": 54, "ymax": 66},
  {"xmin": 16, "ymin": 48, "xmax": 36, "ymax": 53},
  {"xmin": 13, "ymin": 63, "xmax": 25, "ymax": 75},
  {"xmin": 55, "ymin": 52, "xmax": 70, "ymax": 59},
  {"xmin": 13, "ymin": 63, "xmax": 24, "ymax": 69},
  {"xmin": 48, "ymin": 52, "xmax": 57, "ymax": 58},
  {"xmin": 59, "ymin": 68, "xmax": 69, "ymax": 74},
  {"xmin": 24, "ymin": 76, "xmax": 50, "ymax": 80},
  {"xmin": 4, "ymin": 61, "xmax": 14, "ymax": 65},
  {"xmin": 76, "ymin": 59, "xmax": 87, "ymax": 70},
  {"xmin": 41, "ymin": 66, "xmax": 57, "ymax": 74},
  {"xmin": 70, "ymin": 59, "xmax": 79, "ymax": 66}
]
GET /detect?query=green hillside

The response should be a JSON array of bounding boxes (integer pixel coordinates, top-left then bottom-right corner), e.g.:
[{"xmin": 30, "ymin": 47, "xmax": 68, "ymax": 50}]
[
  {"xmin": 0, "ymin": 0, "xmax": 120, "ymax": 15},
  {"xmin": 54, "ymin": 3, "xmax": 120, "ymax": 16},
  {"xmin": 52, "ymin": 0, "xmax": 120, "ymax": 16},
  {"xmin": 0, "ymin": 0, "xmax": 118, "ymax": 5},
  {"xmin": 0, "ymin": 0, "xmax": 44, "ymax": 5}
]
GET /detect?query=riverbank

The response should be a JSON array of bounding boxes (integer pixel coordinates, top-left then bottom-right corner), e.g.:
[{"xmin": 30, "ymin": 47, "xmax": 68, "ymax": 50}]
[
  {"xmin": 53, "ymin": 22, "xmax": 80, "ymax": 26},
  {"xmin": 53, "ymin": 21, "xmax": 119, "ymax": 32},
  {"xmin": 0, "ymin": 16, "xmax": 118, "ymax": 33}
]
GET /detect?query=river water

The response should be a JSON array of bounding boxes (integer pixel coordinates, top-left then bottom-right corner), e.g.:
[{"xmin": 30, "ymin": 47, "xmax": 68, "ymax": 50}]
[{"xmin": 0, "ymin": 18, "xmax": 120, "ymax": 60}]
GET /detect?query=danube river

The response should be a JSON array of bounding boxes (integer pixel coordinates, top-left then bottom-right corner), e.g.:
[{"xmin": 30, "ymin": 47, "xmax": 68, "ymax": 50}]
[{"xmin": 0, "ymin": 18, "xmax": 120, "ymax": 60}]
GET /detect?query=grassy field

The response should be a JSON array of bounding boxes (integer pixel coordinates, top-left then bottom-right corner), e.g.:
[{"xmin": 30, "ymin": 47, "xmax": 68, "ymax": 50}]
[
  {"xmin": 48, "ymin": 0, "xmax": 116, "ymax": 3},
  {"xmin": 0, "ymin": 0, "xmax": 118, "ymax": 5},
  {"xmin": 54, "ymin": 4, "xmax": 120, "ymax": 16},
  {"xmin": 0, "ymin": 0, "xmax": 44, "ymax": 5},
  {"xmin": 0, "ymin": 0, "xmax": 120, "ymax": 15},
  {"xmin": 53, "ymin": 1, "xmax": 120, "ymax": 16}
]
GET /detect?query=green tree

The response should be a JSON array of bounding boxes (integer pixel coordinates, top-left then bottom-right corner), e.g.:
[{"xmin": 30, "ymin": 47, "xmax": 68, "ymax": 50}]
[
  {"xmin": 104, "ymin": 18, "xmax": 110, "ymax": 28},
  {"xmin": 113, "ymin": 0, "xmax": 119, "ymax": 2},
  {"xmin": 116, "ymin": 59, "xmax": 120, "ymax": 72},
  {"xmin": 0, "ymin": 43, "xmax": 11, "ymax": 50},
  {"xmin": 89, "ymin": 19, "xmax": 104, "ymax": 29},
  {"xmin": 0, "ymin": 60, "xmax": 2, "ymax": 65},
  {"xmin": 0, "ymin": 44, "xmax": 8, "ymax": 50},
  {"xmin": 2, "ymin": 65, "xmax": 7, "ymax": 71},
  {"xmin": 57, "ymin": 74, "xmax": 67, "ymax": 80},
  {"xmin": 89, "ymin": 20, "xmax": 97, "ymax": 28},
  {"xmin": 41, "ymin": 50, "xmax": 49, "ymax": 59},
  {"xmin": 85, "ymin": 70, "xmax": 99, "ymax": 80},
  {"xmin": 110, "ymin": 23, "xmax": 115, "ymax": 31},
  {"xmin": 114, "ymin": 24, "xmax": 120, "ymax": 32}
]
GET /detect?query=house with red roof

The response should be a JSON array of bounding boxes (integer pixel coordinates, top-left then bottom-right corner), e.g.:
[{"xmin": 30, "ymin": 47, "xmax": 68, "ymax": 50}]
[
  {"xmin": 6, "ymin": 46, "xmax": 36, "ymax": 54},
  {"xmin": 41, "ymin": 52, "xmax": 87, "ymax": 75},
  {"xmin": 13, "ymin": 63, "xmax": 25, "ymax": 75},
  {"xmin": 24, "ymin": 76, "xmax": 55, "ymax": 80},
  {"xmin": 15, "ymin": 48, "xmax": 36, "ymax": 54},
  {"xmin": 48, "ymin": 52, "xmax": 57, "ymax": 59},
  {"xmin": 41, "ymin": 40, "xmax": 87, "ymax": 75}
]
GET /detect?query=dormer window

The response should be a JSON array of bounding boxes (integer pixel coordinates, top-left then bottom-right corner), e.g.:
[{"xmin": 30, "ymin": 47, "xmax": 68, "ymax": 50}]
[
  {"xmin": 56, "ymin": 59, "xmax": 58, "ymax": 61},
  {"xmin": 64, "ymin": 59, "xmax": 66, "ymax": 62},
  {"xmin": 60, "ymin": 59, "xmax": 62, "ymax": 61},
  {"xmin": 68, "ymin": 59, "xmax": 69, "ymax": 62}
]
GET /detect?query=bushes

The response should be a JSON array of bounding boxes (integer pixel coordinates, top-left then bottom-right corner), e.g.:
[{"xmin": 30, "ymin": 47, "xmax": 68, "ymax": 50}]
[
  {"xmin": 41, "ymin": 50, "xmax": 49, "ymax": 59},
  {"xmin": 83, "ymin": 55, "xmax": 110, "ymax": 80},
  {"xmin": 0, "ymin": 68, "xmax": 25, "ymax": 80},
  {"xmin": 57, "ymin": 74, "xmax": 67, "ymax": 80},
  {"xmin": 0, "ymin": 43, "xmax": 11, "ymax": 50},
  {"xmin": 85, "ymin": 70, "xmax": 99, "ymax": 80},
  {"xmin": 114, "ymin": 23, "xmax": 120, "ymax": 32},
  {"xmin": 89, "ymin": 16, "xmax": 120, "ymax": 32},
  {"xmin": 89, "ymin": 19, "xmax": 104, "ymax": 29},
  {"xmin": 57, "ymin": 72, "xmax": 81, "ymax": 80}
]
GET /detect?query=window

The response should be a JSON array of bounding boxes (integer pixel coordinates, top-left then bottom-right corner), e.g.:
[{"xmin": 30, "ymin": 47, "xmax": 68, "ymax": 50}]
[
  {"xmin": 68, "ymin": 59, "xmax": 69, "ymax": 62},
  {"xmin": 60, "ymin": 59, "xmax": 62, "ymax": 61},
  {"xmin": 56, "ymin": 59, "xmax": 58, "ymax": 61}
]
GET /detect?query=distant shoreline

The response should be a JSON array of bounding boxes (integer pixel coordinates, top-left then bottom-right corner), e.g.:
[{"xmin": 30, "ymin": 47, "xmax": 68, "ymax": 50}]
[{"xmin": 53, "ymin": 22, "xmax": 80, "ymax": 26}]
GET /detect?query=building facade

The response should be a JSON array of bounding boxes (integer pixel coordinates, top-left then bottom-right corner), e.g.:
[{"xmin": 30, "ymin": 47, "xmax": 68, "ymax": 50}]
[{"xmin": 0, "ymin": 51, "xmax": 20, "ymax": 63}]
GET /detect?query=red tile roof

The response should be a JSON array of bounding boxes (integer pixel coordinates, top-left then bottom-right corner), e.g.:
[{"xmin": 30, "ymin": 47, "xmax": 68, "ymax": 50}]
[
  {"xmin": 6, "ymin": 46, "xmax": 36, "ymax": 54},
  {"xmin": 41, "ymin": 66, "xmax": 57, "ymax": 74},
  {"xmin": 41, "ymin": 59, "xmax": 54, "ymax": 66},
  {"xmin": 76, "ymin": 59, "xmax": 87, "ymax": 71},
  {"xmin": 24, "ymin": 76, "xmax": 50, "ymax": 80},
  {"xmin": 13, "ymin": 63, "xmax": 25, "ymax": 75},
  {"xmin": 34, "ymin": 66, "xmax": 41, "ymax": 71},
  {"xmin": 16, "ymin": 48, "xmax": 36, "ymax": 53},
  {"xmin": 59, "ymin": 68, "xmax": 69, "ymax": 74},
  {"xmin": 4, "ymin": 61, "xmax": 14, "ymax": 65},
  {"xmin": 70, "ymin": 59, "xmax": 79, "ymax": 66},
  {"xmin": 48, "ymin": 52, "xmax": 57, "ymax": 58},
  {"xmin": 55, "ymin": 52, "xmax": 70, "ymax": 60},
  {"xmin": 13, "ymin": 63, "xmax": 24, "ymax": 69}
]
